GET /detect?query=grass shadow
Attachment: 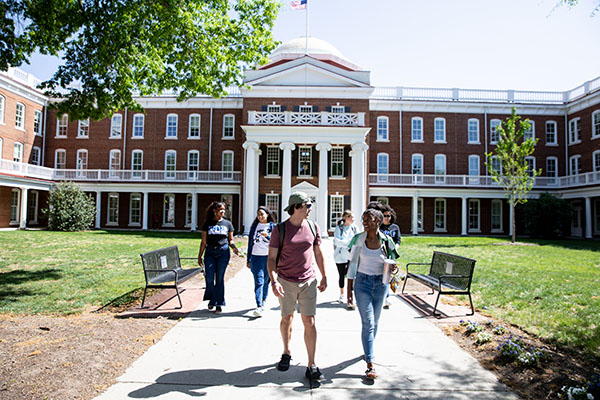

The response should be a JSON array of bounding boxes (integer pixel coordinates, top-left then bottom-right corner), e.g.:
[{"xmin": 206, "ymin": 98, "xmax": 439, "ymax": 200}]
[{"xmin": 0, "ymin": 268, "xmax": 62, "ymax": 286}]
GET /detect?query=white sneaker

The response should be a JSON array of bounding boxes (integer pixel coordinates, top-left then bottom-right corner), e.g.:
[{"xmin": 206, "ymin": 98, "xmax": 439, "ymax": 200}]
[
  {"xmin": 253, "ymin": 307, "xmax": 263, "ymax": 317},
  {"xmin": 338, "ymin": 294, "xmax": 345, "ymax": 304}
]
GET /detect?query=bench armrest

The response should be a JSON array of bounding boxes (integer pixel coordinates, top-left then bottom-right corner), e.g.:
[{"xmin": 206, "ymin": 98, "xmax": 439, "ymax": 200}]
[{"xmin": 405, "ymin": 262, "xmax": 430, "ymax": 274}]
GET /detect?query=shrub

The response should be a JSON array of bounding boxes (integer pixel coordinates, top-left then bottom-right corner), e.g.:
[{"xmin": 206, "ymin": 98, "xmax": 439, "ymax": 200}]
[
  {"xmin": 497, "ymin": 335, "xmax": 545, "ymax": 367},
  {"xmin": 46, "ymin": 181, "xmax": 96, "ymax": 231},
  {"xmin": 475, "ymin": 332, "xmax": 492, "ymax": 345},
  {"xmin": 464, "ymin": 321, "xmax": 484, "ymax": 335},
  {"xmin": 493, "ymin": 325, "xmax": 506, "ymax": 335},
  {"xmin": 522, "ymin": 192, "xmax": 573, "ymax": 238}
]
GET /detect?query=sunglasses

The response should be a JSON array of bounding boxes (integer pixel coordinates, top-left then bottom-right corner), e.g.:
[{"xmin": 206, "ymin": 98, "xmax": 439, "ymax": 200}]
[
  {"xmin": 383, "ymin": 214, "xmax": 392, "ymax": 218},
  {"xmin": 304, "ymin": 203, "xmax": 312, "ymax": 209}
]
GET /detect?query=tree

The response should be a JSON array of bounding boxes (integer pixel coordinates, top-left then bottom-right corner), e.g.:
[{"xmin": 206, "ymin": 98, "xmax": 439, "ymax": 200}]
[
  {"xmin": 556, "ymin": 0, "xmax": 600, "ymax": 16},
  {"xmin": 46, "ymin": 181, "xmax": 96, "ymax": 231},
  {"xmin": 1, "ymin": 0, "xmax": 280, "ymax": 120},
  {"xmin": 485, "ymin": 107, "xmax": 541, "ymax": 243}
]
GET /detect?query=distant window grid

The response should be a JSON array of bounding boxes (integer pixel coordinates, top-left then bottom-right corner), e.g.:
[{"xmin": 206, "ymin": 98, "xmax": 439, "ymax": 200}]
[
  {"xmin": 546, "ymin": 157, "xmax": 557, "ymax": 183},
  {"xmin": 491, "ymin": 200, "xmax": 503, "ymax": 231},
  {"xmin": 265, "ymin": 194, "xmax": 279, "ymax": 223},
  {"xmin": 111, "ymin": 114, "xmax": 122, "ymax": 138},
  {"xmin": 569, "ymin": 118, "xmax": 581, "ymax": 144},
  {"xmin": 490, "ymin": 119, "xmax": 501, "ymax": 144},
  {"xmin": 78, "ymin": 119, "xmax": 89, "ymax": 138},
  {"xmin": 57, "ymin": 114, "xmax": 68, "ymax": 137},
  {"xmin": 129, "ymin": 193, "xmax": 142, "ymax": 226},
  {"xmin": 76, "ymin": 149, "xmax": 88, "ymax": 176},
  {"xmin": 298, "ymin": 146, "xmax": 312, "ymax": 177},
  {"xmin": 330, "ymin": 195, "xmax": 344, "ymax": 229},
  {"xmin": 28, "ymin": 190, "xmax": 38, "ymax": 224},
  {"xmin": 416, "ymin": 198, "xmax": 424, "ymax": 231},
  {"xmin": 331, "ymin": 105, "xmax": 345, "ymax": 113},
  {"xmin": 411, "ymin": 117, "xmax": 423, "ymax": 142},
  {"xmin": 267, "ymin": 105, "xmax": 281, "ymax": 112},
  {"xmin": 166, "ymin": 114, "xmax": 178, "ymax": 138},
  {"xmin": 412, "ymin": 154, "xmax": 423, "ymax": 183},
  {"xmin": 222, "ymin": 150, "xmax": 234, "ymax": 179},
  {"xmin": 377, "ymin": 116, "xmax": 389, "ymax": 141},
  {"xmin": 593, "ymin": 110, "xmax": 600, "ymax": 139},
  {"xmin": 189, "ymin": 114, "xmax": 200, "ymax": 138},
  {"xmin": 490, "ymin": 156, "xmax": 502, "ymax": 175},
  {"xmin": 299, "ymin": 105, "xmax": 313, "ymax": 113},
  {"xmin": 221, "ymin": 194, "xmax": 233, "ymax": 220},
  {"xmin": 331, "ymin": 147, "xmax": 344, "ymax": 177},
  {"xmin": 523, "ymin": 120, "xmax": 534, "ymax": 141},
  {"xmin": 434, "ymin": 154, "xmax": 446, "ymax": 182},
  {"xmin": 377, "ymin": 197, "xmax": 389, "ymax": 206},
  {"xmin": 266, "ymin": 146, "xmax": 280, "ymax": 176},
  {"xmin": 132, "ymin": 150, "xmax": 143, "ymax": 178},
  {"xmin": 10, "ymin": 189, "xmax": 20, "ymax": 224},
  {"xmin": 165, "ymin": 150, "xmax": 176, "ymax": 179},
  {"xmin": 163, "ymin": 194, "xmax": 175, "ymax": 226},
  {"xmin": 468, "ymin": 119, "xmax": 480, "ymax": 143},
  {"xmin": 0, "ymin": 95, "xmax": 4, "ymax": 124},
  {"xmin": 107, "ymin": 193, "xmax": 119, "ymax": 225},
  {"xmin": 569, "ymin": 155, "xmax": 581, "ymax": 176},
  {"xmin": 593, "ymin": 151, "xmax": 600, "ymax": 172},
  {"xmin": 109, "ymin": 150, "xmax": 121, "ymax": 176},
  {"xmin": 13, "ymin": 142, "xmax": 23, "ymax": 163},
  {"xmin": 15, "ymin": 102, "xmax": 25, "ymax": 129},
  {"xmin": 434, "ymin": 118, "xmax": 446, "ymax": 142},
  {"xmin": 133, "ymin": 114, "xmax": 144, "ymax": 138},
  {"xmin": 185, "ymin": 194, "xmax": 193, "ymax": 227},
  {"xmin": 468, "ymin": 199, "xmax": 480, "ymax": 232},
  {"xmin": 34, "ymin": 110, "xmax": 42, "ymax": 135},
  {"xmin": 545, "ymin": 121, "xmax": 557, "ymax": 145},
  {"xmin": 31, "ymin": 146, "xmax": 40, "ymax": 166},
  {"xmin": 54, "ymin": 149, "xmax": 66, "ymax": 169},
  {"xmin": 223, "ymin": 114, "xmax": 235, "ymax": 139},
  {"xmin": 188, "ymin": 150, "xmax": 199, "ymax": 178},
  {"xmin": 377, "ymin": 153, "xmax": 389, "ymax": 175},
  {"xmin": 525, "ymin": 156, "xmax": 535, "ymax": 177},
  {"xmin": 468, "ymin": 155, "xmax": 480, "ymax": 180},
  {"xmin": 434, "ymin": 198, "xmax": 446, "ymax": 232}
]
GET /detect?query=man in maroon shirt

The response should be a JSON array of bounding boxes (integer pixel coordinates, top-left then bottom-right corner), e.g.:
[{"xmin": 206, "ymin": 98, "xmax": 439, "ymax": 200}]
[{"xmin": 267, "ymin": 191, "xmax": 327, "ymax": 381}]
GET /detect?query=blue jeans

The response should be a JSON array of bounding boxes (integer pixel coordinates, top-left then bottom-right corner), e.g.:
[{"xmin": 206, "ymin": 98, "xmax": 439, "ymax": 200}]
[
  {"xmin": 203, "ymin": 244, "xmax": 230, "ymax": 307},
  {"xmin": 249, "ymin": 255, "xmax": 270, "ymax": 307},
  {"xmin": 354, "ymin": 272, "xmax": 389, "ymax": 363}
]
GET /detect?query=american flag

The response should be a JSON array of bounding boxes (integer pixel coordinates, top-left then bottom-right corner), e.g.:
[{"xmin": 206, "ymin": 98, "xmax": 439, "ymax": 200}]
[{"xmin": 290, "ymin": 0, "xmax": 307, "ymax": 10}]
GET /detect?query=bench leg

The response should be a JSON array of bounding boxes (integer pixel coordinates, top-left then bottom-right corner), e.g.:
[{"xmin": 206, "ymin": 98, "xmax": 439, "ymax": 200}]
[
  {"xmin": 141, "ymin": 286, "xmax": 149, "ymax": 308},
  {"xmin": 432, "ymin": 291, "xmax": 441, "ymax": 316},
  {"xmin": 467, "ymin": 292, "xmax": 475, "ymax": 316},
  {"xmin": 401, "ymin": 275, "xmax": 409, "ymax": 294},
  {"xmin": 174, "ymin": 284, "xmax": 183, "ymax": 309}
]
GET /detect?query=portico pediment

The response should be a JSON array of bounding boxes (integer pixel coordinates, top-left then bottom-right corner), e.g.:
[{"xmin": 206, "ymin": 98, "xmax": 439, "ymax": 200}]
[
  {"xmin": 292, "ymin": 181, "xmax": 319, "ymax": 192},
  {"xmin": 248, "ymin": 63, "xmax": 368, "ymax": 88}
]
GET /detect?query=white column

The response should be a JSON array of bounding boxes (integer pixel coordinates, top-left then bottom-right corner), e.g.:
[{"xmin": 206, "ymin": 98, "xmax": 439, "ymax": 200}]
[
  {"xmin": 585, "ymin": 196, "xmax": 592, "ymax": 239},
  {"xmin": 461, "ymin": 196, "xmax": 467, "ymax": 236},
  {"xmin": 412, "ymin": 194, "xmax": 419, "ymax": 235},
  {"xmin": 142, "ymin": 191, "xmax": 149, "ymax": 230},
  {"xmin": 280, "ymin": 142, "xmax": 296, "ymax": 213},
  {"xmin": 95, "ymin": 191, "xmax": 102, "ymax": 229},
  {"xmin": 350, "ymin": 142, "xmax": 369, "ymax": 219},
  {"xmin": 191, "ymin": 192, "xmax": 198, "ymax": 231},
  {"xmin": 316, "ymin": 142, "xmax": 331, "ymax": 237},
  {"xmin": 19, "ymin": 187, "xmax": 28, "ymax": 229},
  {"xmin": 243, "ymin": 141, "xmax": 260, "ymax": 234}
]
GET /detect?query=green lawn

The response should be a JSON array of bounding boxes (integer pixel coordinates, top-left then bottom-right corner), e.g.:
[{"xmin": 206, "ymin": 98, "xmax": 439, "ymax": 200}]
[{"xmin": 0, "ymin": 231, "xmax": 598, "ymax": 357}]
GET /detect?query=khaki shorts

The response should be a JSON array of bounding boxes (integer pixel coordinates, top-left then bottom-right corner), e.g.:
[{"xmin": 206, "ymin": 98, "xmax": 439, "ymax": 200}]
[{"xmin": 278, "ymin": 277, "xmax": 318, "ymax": 317}]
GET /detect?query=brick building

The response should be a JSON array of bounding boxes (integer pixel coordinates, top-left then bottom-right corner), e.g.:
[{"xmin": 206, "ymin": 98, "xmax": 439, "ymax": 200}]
[{"xmin": 1, "ymin": 37, "xmax": 599, "ymax": 238}]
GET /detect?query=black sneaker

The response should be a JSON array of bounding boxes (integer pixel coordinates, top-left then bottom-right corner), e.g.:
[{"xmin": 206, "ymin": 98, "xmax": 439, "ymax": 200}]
[
  {"xmin": 277, "ymin": 353, "xmax": 291, "ymax": 371},
  {"xmin": 305, "ymin": 365, "xmax": 324, "ymax": 380}
]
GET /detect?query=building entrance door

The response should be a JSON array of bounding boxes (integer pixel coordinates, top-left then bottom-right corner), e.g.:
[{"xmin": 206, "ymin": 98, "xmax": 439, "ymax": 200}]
[{"xmin": 571, "ymin": 205, "xmax": 583, "ymax": 237}]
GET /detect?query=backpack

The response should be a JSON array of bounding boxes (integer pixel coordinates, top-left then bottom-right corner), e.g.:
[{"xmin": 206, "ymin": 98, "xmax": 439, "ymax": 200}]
[{"xmin": 276, "ymin": 219, "xmax": 317, "ymax": 267}]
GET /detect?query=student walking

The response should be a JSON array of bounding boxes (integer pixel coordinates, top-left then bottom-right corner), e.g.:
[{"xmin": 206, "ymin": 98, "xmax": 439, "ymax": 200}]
[
  {"xmin": 333, "ymin": 210, "xmax": 357, "ymax": 307},
  {"xmin": 347, "ymin": 208, "xmax": 399, "ymax": 380},
  {"xmin": 267, "ymin": 191, "xmax": 327, "ymax": 381},
  {"xmin": 198, "ymin": 201, "xmax": 239, "ymax": 314},
  {"xmin": 246, "ymin": 206, "xmax": 275, "ymax": 317},
  {"xmin": 380, "ymin": 205, "xmax": 401, "ymax": 309}
]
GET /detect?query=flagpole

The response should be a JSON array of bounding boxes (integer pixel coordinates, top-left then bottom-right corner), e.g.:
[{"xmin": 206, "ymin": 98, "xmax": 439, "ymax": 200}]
[{"xmin": 305, "ymin": 0, "xmax": 309, "ymax": 55}]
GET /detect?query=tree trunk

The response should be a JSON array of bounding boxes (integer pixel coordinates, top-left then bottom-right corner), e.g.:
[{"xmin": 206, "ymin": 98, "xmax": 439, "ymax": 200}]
[{"xmin": 511, "ymin": 203, "xmax": 516, "ymax": 243}]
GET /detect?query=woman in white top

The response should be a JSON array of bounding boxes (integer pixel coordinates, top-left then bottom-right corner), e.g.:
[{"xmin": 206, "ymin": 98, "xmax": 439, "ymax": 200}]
[
  {"xmin": 333, "ymin": 210, "xmax": 357, "ymax": 304},
  {"xmin": 246, "ymin": 206, "xmax": 275, "ymax": 317}
]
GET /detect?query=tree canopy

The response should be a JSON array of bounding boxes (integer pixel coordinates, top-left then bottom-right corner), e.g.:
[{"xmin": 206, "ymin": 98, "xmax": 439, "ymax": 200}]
[{"xmin": 1, "ymin": 0, "xmax": 281, "ymax": 120}]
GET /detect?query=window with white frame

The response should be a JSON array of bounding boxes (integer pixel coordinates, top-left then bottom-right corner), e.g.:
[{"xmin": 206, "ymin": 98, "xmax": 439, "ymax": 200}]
[
  {"xmin": 166, "ymin": 113, "xmax": 178, "ymax": 138},
  {"xmin": 569, "ymin": 155, "xmax": 581, "ymax": 176},
  {"xmin": 377, "ymin": 153, "xmax": 389, "ymax": 182},
  {"xmin": 377, "ymin": 197, "xmax": 389, "ymax": 205},
  {"xmin": 107, "ymin": 193, "xmax": 119, "ymax": 225},
  {"xmin": 331, "ymin": 105, "xmax": 345, "ymax": 113},
  {"xmin": 34, "ymin": 110, "xmax": 42, "ymax": 135},
  {"xmin": 266, "ymin": 146, "xmax": 280, "ymax": 176},
  {"xmin": 331, "ymin": 147, "xmax": 344, "ymax": 178},
  {"xmin": 468, "ymin": 155, "xmax": 480, "ymax": 183},
  {"xmin": 76, "ymin": 149, "xmax": 88, "ymax": 177},
  {"xmin": 490, "ymin": 155, "xmax": 502, "ymax": 175},
  {"xmin": 265, "ymin": 194, "xmax": 279, "ymax": 223},
  {"xmin": 78, "ymin": 118, "xmax": 89, "ymax": 138},
  {"xmin": 434, "ymin": 154, "xmax": 446, "ymax": 182},
  {"xmin": 490, "ymin": 119, "xmax": 501, "ymax": 144},
  {"xmin": 188, "ymin": 150, "xmax": 199, "ymax": 178},
  {"xmin": 10, "ymin": 189, "xmax": 20, "ymax": 224},
  {"xmin": 163, "ymin": 194, "xmax": 175, "ymax": 226},
  {"xmin": 299, "ymin": 105, "xmax": 313, "ymax": 113},
  {"xmin": 109, "ymin": 149, "xmax": 121, "ymax": 175},
  {"xmin": 57, "ymin": 114, "xmax": 68, "ymax": 137},
  {"xmin": 298, "ymin": 146, "xmax": 311, "ymax": 177},
  {"xmin": 546, "ymin": 157, "xmax": 557, "ymax": 184},
  {"xmin": 13, "ymin": 142, "xmax": 23, "ymax": 163},
  {"xmin": 221, "ymin": 194, "xmax": 232, "ymax": 220},
  {"xmin": 185, "ymin": 194, "xmax": 193, "ymax": 227},
  {"xmin": 491, "ymin": 199, "xmax": 503, "ymax": 232},
  {"xmin": 523, "ymin": 120, "xmax": 534, "ymax": 141},
  {"xmin": 189, "ymin": 114, "xmax": 200, "ymax": 138},
  {"xmin": 222, "ymin": 150, "xmax": 233, "ymax": 179},
  {"xmin": 131, "ymin": 150, "xmax": 143, "ymax": 178},
  {"xmin": 110, "ymin": 114, "xmax": 122, "ymax": 138},
  {"xmin": 434, "ymin": 118, "xmax": 446, "ymax": 143},
  {"xmin": 569, "ymin": 118, "xmax": 581, "ymax": 144},
  {"xmin": 593, "ymin": 110, "xmax": 600, "ymax": 139},
  {"xmin": 416, "ymin": 198, "xmax": 424, "ymax": 231},
  {"xmin": 129, "ymin": 193, "xmax": 142, "ymax": 226},
  {"xmin": 545, "ymin": 121, "xmax": 557, "ymax": 145},
  {"xmin": 412, "ymin": 154, "xmax": 423, "ymax": 183},
  {"xmin": 468, "ymin": 199, "xmax": 480, "ymax": 232},
  {"xmin": 267, "ymin": 105, "xmax": 281, "ymax": 112},
  {"xmin": 468, "ymin": 118, "xmax": 480, "ymax": 143},
  {"xmin": 31, "ymin": 146, "xmax": 40, "ymax": 166},
  {"xmin": 0, "ymin": 95, "xmax": 4, "ymax": 124},
  {"xmin": 593, "ymin": 150, "xmax": 600, "ymax": 172},
  {"xmin": 165, "ymin": 150, "xmax": 176, "ymax": 179},
  {"xmin": 377, "ymin": 116, "xmax": 389, "ymax": 141},
  {"xmin": 223, "ymin": 114, "xmax": 234, "ymax": 139},
  {"xmin": 15, "ymin": 102, "xmax": 25, "ymax": 129},
  {"xmin": 28, "ymin": 190, "xmax": 38, "ymax": 224},
  {"xmin": 411, "ymin": 117, "xmax": 423, "ymax": 142},
  {"xmin": 54, "ymin": 149, "xmax": 65, "ymax": 169},
  {"xmin": 434, "ymin": 198, "xmax": 446, "ymax": 232},
  {"xmin": 132, "ymin": 114, "xmax": 144, "ymax": 138},
  {"xmin": 330, "ymin": 195, "xmax": 344, "ymax": 229},
  {"xmin": 525, "ymin": 156, "xmax": 535, "ymax": 177}
]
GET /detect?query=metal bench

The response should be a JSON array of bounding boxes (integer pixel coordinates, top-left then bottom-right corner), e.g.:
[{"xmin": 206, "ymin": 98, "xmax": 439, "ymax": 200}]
[
  {"xmin": 401, "ymin": 251, "xmax": 476, "ymax": 316},
  {"xmin": 140, "ymin": 245, "xmax": 202, "ymax": 309}
]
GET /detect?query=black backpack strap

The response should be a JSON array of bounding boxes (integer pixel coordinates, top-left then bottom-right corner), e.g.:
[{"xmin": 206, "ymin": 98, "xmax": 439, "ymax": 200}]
[{"xmin": 307, "ymin": 219, "xmax": 317, "ymax": 242}]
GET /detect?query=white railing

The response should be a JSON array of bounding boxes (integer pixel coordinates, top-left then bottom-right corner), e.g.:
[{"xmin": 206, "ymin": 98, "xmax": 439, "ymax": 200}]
[
  {"xmin": 248, "ymin": 111, "xmax": 365, "ymax": 126},
  {"xmin": 369, "ymin": 172, "xmax": 600, "ymax": 189},
  {"xmin": 0, "ymin": 67, "xmax": 43, "ymax": 89},
  {"xmin": 0, "ymin": 160, "xmax": 55, "ymax": 180}
]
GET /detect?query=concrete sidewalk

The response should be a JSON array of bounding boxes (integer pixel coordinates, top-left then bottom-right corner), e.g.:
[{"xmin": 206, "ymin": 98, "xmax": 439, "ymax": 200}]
[{"xmin": 96, "ymin": 239, "xmax": 518, "ymax": 400}]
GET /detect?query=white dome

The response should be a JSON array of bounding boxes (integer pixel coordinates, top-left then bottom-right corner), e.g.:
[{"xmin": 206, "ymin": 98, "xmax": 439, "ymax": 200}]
[{"xmin": 271, "ymin": 37, "xmax": 345, "ymax": 59}]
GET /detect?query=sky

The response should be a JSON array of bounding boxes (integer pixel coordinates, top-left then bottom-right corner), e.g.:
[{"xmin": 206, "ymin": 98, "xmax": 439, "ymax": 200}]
[{"xmin": 19, "ymin": 0, "xmax": 600, "ymax": 93}]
